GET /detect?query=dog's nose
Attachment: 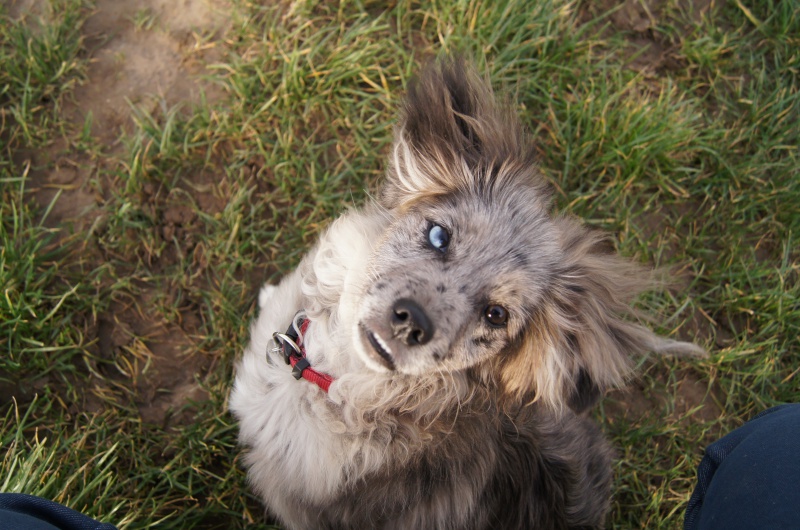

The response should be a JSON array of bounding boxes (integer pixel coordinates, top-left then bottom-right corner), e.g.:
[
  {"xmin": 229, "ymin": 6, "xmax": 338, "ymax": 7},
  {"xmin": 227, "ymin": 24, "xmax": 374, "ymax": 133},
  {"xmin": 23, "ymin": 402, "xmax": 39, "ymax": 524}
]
[{"xmin": 390, "ymin": 298, "xmax": 434, "ymax": 346}]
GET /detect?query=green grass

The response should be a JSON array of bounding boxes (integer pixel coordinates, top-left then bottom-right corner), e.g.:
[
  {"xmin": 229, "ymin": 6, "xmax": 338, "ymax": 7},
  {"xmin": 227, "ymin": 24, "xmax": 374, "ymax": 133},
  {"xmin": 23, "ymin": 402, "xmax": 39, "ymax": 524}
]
[{"xmin": 1, "ymin": 0, "xmax": 798, "ymax": 528}]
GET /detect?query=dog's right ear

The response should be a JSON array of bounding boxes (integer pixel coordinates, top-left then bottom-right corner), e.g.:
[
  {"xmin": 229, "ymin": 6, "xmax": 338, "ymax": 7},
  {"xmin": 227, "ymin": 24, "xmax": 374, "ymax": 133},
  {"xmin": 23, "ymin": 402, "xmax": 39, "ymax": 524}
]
[
  {"xmin": 380, "ymin": 58, "xmax": 540, "ymax": 210},
  {"xmin": 498, "ymin": 218, "xmax": 706, "ymax": 414}
]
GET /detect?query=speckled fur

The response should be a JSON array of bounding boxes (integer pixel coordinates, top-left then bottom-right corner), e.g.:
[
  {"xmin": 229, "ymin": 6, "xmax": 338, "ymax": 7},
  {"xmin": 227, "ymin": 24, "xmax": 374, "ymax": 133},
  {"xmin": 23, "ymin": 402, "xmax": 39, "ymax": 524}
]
[{"xmin": 229, "ymin": 58, "xmax": 703, "ymax": 530}]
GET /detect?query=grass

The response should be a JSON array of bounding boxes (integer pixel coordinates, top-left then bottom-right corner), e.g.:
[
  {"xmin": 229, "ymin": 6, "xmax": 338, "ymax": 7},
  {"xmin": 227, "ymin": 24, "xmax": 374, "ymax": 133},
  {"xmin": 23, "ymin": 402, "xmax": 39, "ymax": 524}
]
[{"xmin": 1, "ymin": 0, "xmax": 798, "ymax": 528}]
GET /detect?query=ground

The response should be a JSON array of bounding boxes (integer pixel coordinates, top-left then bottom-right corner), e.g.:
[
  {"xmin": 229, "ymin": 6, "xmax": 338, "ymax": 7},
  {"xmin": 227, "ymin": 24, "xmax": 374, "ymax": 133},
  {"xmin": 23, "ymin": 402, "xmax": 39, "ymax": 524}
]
[
  {"xmin": 2, "ymin": 0, "xmax": 797, "ymax": 528},
  {"xmin": 14, "ymin": 0, "xmax": 722, "ymax": 430},
  {"xmin": 11, "ymin": 0, "xmax": 230, "ymax": 426}
]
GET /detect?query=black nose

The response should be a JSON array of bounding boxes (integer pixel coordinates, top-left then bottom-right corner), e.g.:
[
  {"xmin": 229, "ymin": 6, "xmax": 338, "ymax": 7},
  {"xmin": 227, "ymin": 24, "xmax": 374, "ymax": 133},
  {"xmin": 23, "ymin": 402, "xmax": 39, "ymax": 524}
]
[{"xmin": 391, "ymin": 298, "xmax": 434, "ymax": 346}]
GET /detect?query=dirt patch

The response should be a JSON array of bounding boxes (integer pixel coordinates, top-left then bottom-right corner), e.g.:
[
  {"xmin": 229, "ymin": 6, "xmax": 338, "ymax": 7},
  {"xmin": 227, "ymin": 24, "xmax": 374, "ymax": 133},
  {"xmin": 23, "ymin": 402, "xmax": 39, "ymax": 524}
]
[
  {"xmin": 579, "ymin": 0, "xmax": 714, "ymax": 74},
  {"xmin": 604, "ymin": 361, "xmax": 722, "ymax": 428},
  {"xmin": 92, "ymin": 288, "xmax": 211, "ymax": 427},
  {"xmin": 26, "ymin": 152, "xmax": 101, "ymax": 229},
  {"xmin": 74, "ymin": 0, "xmax": 229, "ymax": 144},
  {"xmin": 19, "ymin": 0, "xmax": 230, "ymax": 229},
  {"xmin": 10, "ymin": 0, "xmax": 232, "ymax": 425},
  {"xmin": 138, "ymin": 175, "xmax": 228, "ymax": 274},
  {"xmin": 580, "ymin": 0, "xmax": 714, "ymax": 33}
]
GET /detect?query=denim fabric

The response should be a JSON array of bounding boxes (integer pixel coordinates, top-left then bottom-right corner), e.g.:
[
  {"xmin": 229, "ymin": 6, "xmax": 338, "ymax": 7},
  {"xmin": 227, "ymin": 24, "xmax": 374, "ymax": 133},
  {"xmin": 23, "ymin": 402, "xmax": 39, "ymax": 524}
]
[
  {"xmin": 684, "ymin": 403, "xmax": 800, "ymax": 530},
  {"xmin": 0, "ymin": 494, "xmax": 117, "ymax": 530}
]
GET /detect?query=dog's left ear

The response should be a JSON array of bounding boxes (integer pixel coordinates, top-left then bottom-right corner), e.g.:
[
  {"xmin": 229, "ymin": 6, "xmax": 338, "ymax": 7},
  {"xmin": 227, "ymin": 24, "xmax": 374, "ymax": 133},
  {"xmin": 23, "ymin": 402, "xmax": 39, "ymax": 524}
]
[
  {"xmin": 381, "ymin": 57, "xmax": 542, "ymax": 210},
  {"xmin": 499, "ymin": 218, "xmax": 705, "ymax": 414}
]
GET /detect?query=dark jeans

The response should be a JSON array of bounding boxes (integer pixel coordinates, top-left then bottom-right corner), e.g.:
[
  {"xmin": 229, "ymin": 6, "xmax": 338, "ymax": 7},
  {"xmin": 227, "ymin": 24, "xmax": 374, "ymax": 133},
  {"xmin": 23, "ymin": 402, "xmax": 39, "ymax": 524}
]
[
  {"xmin": 684, "ymin": 403, "xmax": 800, "ymax": 529},
  {"xmin": 0, "ymin": 494, "xmax": 116, "ymax": 530}
]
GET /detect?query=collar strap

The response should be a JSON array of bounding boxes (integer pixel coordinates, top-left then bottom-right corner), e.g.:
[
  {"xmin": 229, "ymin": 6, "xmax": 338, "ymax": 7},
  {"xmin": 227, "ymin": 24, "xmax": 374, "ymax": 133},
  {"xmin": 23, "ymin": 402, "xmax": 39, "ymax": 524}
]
[{"xmin": 272, "ymin": 316, "xmax": 334, "ymax": 393}]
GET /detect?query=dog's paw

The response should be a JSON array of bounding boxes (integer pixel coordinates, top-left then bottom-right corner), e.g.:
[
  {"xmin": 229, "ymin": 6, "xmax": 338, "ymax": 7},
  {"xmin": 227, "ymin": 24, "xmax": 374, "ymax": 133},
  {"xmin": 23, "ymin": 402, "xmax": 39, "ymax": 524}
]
[{"xmin": 258, "ymin": 284, "xmax": 278, "ymax": 309}]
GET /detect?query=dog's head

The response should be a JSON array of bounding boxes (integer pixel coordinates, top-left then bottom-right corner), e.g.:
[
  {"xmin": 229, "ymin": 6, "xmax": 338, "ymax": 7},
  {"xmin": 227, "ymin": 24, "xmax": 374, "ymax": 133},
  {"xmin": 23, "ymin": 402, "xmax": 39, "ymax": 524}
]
[{"xmin": 352, "ymin": 59, "xmax": 702, "ymax": 413}]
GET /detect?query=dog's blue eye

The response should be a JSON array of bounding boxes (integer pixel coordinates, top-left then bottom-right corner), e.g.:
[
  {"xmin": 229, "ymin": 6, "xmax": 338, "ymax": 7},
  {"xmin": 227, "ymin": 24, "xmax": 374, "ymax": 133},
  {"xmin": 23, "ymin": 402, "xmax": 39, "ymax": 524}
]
[{"xmin": 428, "ymin": 224, "xmax": 449, "ymax": 251}]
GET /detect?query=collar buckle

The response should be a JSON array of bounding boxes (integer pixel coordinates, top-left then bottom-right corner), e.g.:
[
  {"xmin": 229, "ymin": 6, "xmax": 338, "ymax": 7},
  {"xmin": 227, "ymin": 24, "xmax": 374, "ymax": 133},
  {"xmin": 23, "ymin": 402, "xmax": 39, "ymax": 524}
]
[
  {"xmin": 272, "ymin": 331, "xmax": 302, "ymax": 365},
  {"xmin": 268, "ymin": 313, "xmax": 334, "ymax": 393}
]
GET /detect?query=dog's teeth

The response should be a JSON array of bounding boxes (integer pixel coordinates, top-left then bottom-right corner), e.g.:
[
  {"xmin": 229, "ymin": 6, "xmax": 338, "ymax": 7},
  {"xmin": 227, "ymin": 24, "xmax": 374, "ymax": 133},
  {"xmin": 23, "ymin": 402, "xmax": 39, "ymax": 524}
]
[
  {"xmin": 361, "ymin": 325, "xmax": 395, "ymax": 370},
  {"xmin": 370, "ymin": 332, "xmax": 392, "ymax": 356}
]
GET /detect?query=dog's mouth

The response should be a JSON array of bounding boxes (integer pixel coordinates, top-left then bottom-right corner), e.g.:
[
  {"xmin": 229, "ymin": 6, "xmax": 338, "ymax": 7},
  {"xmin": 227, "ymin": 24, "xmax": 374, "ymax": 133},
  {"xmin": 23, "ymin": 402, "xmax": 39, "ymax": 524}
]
[{"xmin": 359, "ymin": 323, "xmax": 396, "ymax": 371}]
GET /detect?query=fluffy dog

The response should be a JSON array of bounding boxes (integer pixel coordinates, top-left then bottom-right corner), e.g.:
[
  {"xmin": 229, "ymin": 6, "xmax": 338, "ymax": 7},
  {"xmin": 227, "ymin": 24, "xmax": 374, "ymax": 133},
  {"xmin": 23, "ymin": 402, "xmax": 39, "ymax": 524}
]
[{"xmin": 230, "ymin": 58, "xmax": 702, "ymax": 530}]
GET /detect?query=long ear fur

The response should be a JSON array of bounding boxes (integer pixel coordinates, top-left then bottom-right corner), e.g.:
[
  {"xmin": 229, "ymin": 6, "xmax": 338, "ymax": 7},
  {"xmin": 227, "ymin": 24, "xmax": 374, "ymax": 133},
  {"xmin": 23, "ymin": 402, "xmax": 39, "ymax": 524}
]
[
  {"xmin": 381, "ymin": 57, "xmax": 545, "ymax": 209},
  {"xmin": 500, "ymin": 217, "xmax": 705, "ymax": 414}
]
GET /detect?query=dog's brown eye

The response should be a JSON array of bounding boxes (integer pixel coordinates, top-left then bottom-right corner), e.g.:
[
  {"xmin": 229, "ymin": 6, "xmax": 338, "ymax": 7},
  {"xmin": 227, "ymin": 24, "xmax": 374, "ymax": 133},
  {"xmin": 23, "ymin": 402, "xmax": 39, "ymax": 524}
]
[{"xmin": 484, "ymin": 305, "xmax": 508, "ymax": 327}]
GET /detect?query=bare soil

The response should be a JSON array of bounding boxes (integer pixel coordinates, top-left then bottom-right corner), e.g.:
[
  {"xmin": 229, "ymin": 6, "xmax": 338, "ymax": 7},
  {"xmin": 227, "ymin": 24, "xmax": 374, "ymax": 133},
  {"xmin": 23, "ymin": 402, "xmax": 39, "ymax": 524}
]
[
  {"xmin": 579, "ymin": 0, "xmax": 713, "ymax": 74},
  {"xmin": 11, "ymin": 0, "xmax": 230, "ymax": 426},
  {"xmin": 23, "ymin": 0, "xmax": 229, "ymax": 227}
]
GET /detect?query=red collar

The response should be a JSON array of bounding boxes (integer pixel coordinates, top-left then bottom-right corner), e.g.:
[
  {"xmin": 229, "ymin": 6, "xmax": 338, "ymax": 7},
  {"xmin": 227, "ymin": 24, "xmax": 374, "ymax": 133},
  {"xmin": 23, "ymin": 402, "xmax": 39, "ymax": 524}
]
[{"xmin": 272, "ymin": 316, "xmax": 334, "ymax": 393}]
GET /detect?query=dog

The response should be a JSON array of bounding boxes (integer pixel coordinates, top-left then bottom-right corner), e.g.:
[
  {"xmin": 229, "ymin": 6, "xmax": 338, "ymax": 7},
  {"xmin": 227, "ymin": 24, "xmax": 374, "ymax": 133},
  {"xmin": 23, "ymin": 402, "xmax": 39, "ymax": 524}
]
[{"xmin": 229, "ymin": 58, "xmax": 703, "ymax": 529}]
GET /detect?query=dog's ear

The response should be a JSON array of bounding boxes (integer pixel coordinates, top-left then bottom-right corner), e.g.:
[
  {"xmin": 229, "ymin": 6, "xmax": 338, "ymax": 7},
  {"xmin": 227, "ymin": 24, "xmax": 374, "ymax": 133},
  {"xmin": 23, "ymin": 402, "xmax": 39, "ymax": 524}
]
[
  {"xmin": 499, "ymin": 218, "xmax": 705, "ymax": 414},
  {"xmin": 381, "ymin": 57, "xmax": 541, "ymax": 210}
]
